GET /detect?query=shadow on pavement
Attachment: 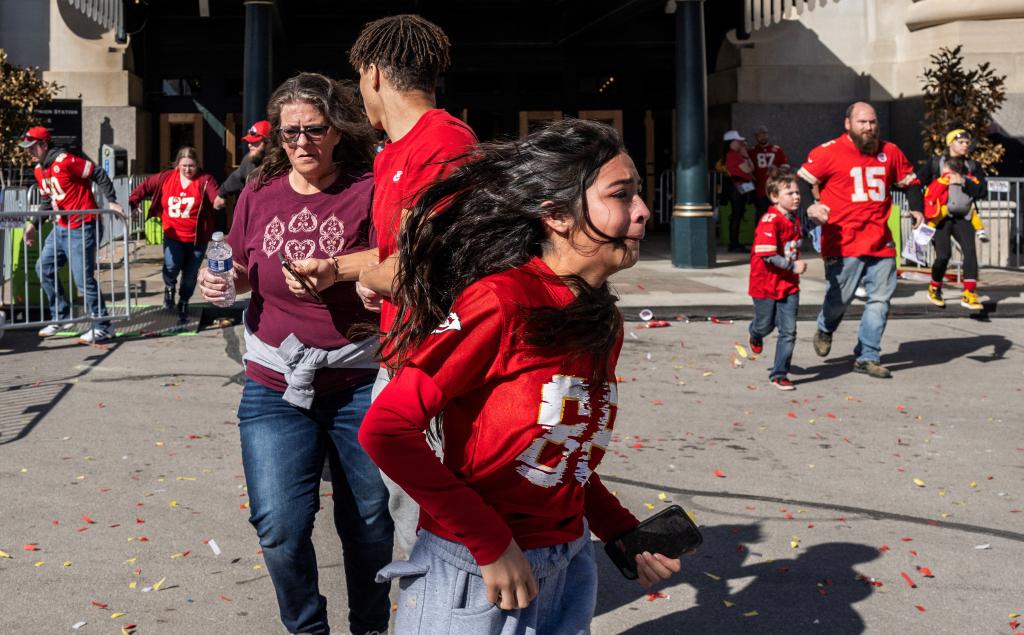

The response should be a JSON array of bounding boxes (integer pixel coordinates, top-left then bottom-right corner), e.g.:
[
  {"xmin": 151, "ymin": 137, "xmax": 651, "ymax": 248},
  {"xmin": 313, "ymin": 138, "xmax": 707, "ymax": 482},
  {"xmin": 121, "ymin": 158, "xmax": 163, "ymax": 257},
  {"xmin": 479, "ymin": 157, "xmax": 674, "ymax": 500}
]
[
  {"xmin": 790, "ymin": 334, "xmax": 1013, "ymax": 385},
  {"xmin": 596, "ymin": 523, "xmax": 879, "ymax": 634}
]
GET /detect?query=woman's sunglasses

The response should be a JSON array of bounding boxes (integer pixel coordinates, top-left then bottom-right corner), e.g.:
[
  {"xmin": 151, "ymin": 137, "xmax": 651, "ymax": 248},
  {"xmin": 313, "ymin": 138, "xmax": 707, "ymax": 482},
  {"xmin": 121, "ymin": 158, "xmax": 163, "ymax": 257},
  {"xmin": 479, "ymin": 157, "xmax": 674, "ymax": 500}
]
[{"xmin": 277, "ymin": 125, "xmax": 330, "ymax": 145}]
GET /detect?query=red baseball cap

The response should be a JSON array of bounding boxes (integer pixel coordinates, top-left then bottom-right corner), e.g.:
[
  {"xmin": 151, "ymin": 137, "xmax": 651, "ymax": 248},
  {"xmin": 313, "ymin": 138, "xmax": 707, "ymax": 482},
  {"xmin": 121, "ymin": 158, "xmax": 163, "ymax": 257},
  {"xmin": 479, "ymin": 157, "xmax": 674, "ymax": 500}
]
[
  {"xmin": 19, "ymin": 126, "xmax": 51, "ymax": 148},
  {"xmin": 241, "ymin": 120, "xmax": 271, "ymax": 143}
]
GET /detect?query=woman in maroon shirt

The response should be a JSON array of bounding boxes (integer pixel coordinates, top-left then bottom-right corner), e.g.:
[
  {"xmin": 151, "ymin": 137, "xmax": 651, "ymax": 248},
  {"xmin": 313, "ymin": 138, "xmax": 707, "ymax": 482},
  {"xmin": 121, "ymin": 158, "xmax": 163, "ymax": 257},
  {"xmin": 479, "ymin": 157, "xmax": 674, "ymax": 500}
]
[{"xmin": 197, "ymin": 73, "xmax": 390, "ymax": 635}]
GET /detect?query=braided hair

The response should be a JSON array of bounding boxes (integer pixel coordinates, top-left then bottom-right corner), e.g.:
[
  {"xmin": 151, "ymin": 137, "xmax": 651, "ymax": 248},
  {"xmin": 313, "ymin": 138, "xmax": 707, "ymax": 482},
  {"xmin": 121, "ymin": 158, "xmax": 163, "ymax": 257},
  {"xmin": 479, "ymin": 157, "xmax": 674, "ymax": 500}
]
[{"xmin": 348, "ymin": 14, "xmax": 451, "ymax": 93}]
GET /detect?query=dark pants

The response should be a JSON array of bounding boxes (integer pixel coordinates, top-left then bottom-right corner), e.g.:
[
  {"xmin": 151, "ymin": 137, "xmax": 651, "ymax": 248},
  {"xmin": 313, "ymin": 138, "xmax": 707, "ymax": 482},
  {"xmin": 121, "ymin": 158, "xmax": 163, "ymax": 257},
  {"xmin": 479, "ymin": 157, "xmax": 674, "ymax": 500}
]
[
  {"xmin": 750, "ymin": 293, "xmax": 799, "ymax": 379},
  {"xmin": 754, "ymin": 195, "xmax": 771, "ymax": 218},
  {"xmin": 238, "ymin": 379, "xmax": 394, "ymax": 635},
  {"xmin": 931, "ymin": 216, "xmax": 978, "ymax": 283},
  {"xmin": 163, "ymin": 237, "xmax": 207, "ymax": 303},
  {"xmin": 726, "ymin": 185, "xmax": 751, "ymax": 248}
]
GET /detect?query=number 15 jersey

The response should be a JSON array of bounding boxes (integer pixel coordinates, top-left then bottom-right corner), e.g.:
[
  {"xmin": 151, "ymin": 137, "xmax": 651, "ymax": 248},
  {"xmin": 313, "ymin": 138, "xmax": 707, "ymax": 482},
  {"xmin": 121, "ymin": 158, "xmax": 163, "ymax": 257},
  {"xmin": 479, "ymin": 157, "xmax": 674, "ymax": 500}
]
[{"xmin": 799, "ymin": 133, "xmax": 917, "ymax": 258}]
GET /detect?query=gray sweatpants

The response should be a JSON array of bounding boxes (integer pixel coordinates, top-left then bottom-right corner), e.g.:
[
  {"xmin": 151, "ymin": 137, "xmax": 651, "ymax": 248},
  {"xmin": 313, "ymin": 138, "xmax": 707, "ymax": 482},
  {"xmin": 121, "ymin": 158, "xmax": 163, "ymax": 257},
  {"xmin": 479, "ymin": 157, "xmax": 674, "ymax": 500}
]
[
  {"xmin": 376, "ymin": 527, "xmax": 597, "ymax": 634},
  {"xmin": 371, "ymin": 367, "xmax": 421, "ymax": 557}
]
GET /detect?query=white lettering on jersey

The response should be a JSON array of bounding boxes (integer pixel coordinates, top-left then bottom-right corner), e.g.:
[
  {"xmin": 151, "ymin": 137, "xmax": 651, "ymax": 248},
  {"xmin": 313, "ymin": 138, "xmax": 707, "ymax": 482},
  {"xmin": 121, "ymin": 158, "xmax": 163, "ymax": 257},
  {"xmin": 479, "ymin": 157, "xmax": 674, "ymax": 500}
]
[
  {"xmin": 849, "ymin": 166, "xmax": 887, "ymax": 202},
  {"xmin": 167, "ymin": 196, "xmax": 195, "ymax": 218},
  {"xmin": 756, "ymin": 152, "xmax": 776, "ymax": 169},
  {"xmin": 393, "ymin": 170, "xmax": 403, "ymax": 183},
  {"xmin": 516, "ymin": 375, "xmax": 617, "ymax": 488},
  {"xmin": 431, "ymin": 312, "xmax": 462, "ymax": 334}
]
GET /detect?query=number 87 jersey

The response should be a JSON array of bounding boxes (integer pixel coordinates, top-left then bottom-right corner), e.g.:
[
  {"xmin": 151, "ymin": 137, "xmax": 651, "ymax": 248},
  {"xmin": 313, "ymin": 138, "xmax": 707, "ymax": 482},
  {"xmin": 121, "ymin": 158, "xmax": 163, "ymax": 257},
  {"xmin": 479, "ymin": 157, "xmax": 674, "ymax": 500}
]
[{"xmin": 798, "ymin": 133, "xmax": 918, "ymax": 258}]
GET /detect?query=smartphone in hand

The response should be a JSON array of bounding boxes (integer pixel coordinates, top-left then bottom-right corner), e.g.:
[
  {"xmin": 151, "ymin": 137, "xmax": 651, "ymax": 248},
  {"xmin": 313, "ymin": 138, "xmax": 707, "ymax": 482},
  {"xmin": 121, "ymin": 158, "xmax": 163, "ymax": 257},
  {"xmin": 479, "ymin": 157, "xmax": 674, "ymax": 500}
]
[
  {"xmin": 279, "ymin": 252, "xmax": 324, "ymax": 303},
  {"xmin": 604, "ymin": 505, "xmax": 703, "ymax": 580}
]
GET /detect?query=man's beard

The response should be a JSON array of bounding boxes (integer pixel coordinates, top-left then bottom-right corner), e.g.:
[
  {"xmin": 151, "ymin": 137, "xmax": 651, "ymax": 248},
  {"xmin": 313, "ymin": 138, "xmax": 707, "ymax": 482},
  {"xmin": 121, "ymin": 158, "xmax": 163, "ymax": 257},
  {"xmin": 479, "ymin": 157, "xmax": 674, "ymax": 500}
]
[{"xmin": 850, "ymin": 130, "xmax": 879, "ymax": 154}]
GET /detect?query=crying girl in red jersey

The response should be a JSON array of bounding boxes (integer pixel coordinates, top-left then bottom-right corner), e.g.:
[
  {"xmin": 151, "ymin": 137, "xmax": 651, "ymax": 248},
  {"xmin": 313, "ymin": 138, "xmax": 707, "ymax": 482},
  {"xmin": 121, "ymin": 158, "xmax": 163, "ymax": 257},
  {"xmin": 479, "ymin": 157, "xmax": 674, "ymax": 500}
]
[{"xmin": 359, "ymin": 119, "xmax": 681, "ymax": 633}]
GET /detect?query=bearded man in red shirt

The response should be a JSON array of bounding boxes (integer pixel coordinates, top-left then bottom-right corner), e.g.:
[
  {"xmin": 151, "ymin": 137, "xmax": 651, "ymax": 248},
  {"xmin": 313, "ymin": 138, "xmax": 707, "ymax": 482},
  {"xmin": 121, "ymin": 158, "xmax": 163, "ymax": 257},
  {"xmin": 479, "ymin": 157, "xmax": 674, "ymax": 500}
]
[{"xmin": 798, "ymin": 102, "xmax": 924, "ymax": 379}]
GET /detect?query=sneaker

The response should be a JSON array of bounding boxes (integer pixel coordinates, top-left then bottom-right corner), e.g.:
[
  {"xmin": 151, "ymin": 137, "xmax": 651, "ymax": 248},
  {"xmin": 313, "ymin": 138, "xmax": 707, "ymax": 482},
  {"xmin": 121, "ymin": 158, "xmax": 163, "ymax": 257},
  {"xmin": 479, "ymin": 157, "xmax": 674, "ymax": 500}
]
[
  {"xmin": 771, "ymin": 377, "xmax": 796, "ymax": 391},
  {"xmin": 79, "ymin": 325, "xmax": 114, "ymax": 344},
  {"xmin": 748, "ymin": 334, "xmax": 764, "ymax": 355},
  {"xmin": 853, "ymin": 360, "xmax": 891, "ymax": 379},
  {"xmin": 960, "ymin": 290, "xmax": 983, "ymax": 311},
  {"xmin": 976, "ymin": 230, "xmax": 990, "ymax": 243},
  {"xmin": 812, "ymin": 329, "xmax": 832, "ymax": 357},
  {"xmin": 927, "ymin": 285, "xmax": 945, "ymax": 308},
  {"xmin": 854, "ymin": 285, "xmax": 867, "ymax": 299},
  {"xmin": 38, "ymin": 322, "xmax": 75, "ymax": 337}
]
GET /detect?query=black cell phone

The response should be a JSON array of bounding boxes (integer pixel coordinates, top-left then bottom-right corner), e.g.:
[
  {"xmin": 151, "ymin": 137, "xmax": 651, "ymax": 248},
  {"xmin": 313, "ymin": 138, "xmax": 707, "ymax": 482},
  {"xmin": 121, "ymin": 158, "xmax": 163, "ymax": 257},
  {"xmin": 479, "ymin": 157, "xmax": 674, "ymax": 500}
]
[
  {"xmin": 604, "ymin": 505, "xmax": 703, "ymax": 580},
  {"xmin": 278, "ymin": 252, "xmax": 323, "ymax": 303}
]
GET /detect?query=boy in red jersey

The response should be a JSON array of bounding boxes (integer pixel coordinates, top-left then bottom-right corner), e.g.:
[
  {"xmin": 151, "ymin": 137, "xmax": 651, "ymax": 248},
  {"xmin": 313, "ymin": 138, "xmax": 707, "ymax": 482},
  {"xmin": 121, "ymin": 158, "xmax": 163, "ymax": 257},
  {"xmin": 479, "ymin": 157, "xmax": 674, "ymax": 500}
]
[
  {"xmin": 750, "ymin": 124, "xmax": 790, "ymax": 217},
  {"xmin": 798, "ymin": 102, "xmax": 924, "ymax": 379},
  {"xmin": 748, "ymin": 169, "xmax": 806, "ymax": 390},
  {"xmin": 360, "ymin": 120, "xmax": 680, "ymax": 633},
  {"xmin": 281, "ymin": 15, "xmax": 477, "ymax": 555},
  {"xmin": 20, "ymin": 126, "xmax": 124, "ymax": 343}
]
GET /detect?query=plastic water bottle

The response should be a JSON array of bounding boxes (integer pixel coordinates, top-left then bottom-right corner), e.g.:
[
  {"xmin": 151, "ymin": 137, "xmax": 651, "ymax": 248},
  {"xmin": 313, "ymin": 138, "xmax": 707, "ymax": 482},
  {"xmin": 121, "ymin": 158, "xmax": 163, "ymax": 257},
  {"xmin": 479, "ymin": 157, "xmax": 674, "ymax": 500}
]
[{"xmin": 206, "ymin": 231, "xmax": 235, "ymax": 307}]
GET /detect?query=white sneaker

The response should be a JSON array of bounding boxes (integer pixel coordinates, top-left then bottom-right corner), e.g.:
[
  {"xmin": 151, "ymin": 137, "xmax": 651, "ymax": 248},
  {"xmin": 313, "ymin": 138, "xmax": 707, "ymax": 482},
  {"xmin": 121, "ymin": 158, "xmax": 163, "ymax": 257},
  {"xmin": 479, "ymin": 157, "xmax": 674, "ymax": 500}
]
[
  {"xmin": 854, "ymin": 285, "xmax": 868, "ymax": 299},
  {"xmin": 38, "ymin": 322, "xmax": 75, "ymax": 337},
  {"xmin": 79, "ymin": 325, "xmax": 114, "ymax": 344},
  {"xmin": 976, "ymin": 230, "xmax": 990, "ymax": 243}
]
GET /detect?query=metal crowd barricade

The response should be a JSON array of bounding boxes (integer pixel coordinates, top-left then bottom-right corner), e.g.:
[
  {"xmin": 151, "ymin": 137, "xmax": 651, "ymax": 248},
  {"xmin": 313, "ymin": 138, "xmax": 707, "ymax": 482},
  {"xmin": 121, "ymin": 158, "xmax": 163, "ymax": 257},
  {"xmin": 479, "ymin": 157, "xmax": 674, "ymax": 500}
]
[
  {"xmin": 0, "ymin": 207, "xmax": 132, "ymax": 333},
  {"xmin": 896, "ymin": 176, "xmax": 1023, "ymax": 271}
]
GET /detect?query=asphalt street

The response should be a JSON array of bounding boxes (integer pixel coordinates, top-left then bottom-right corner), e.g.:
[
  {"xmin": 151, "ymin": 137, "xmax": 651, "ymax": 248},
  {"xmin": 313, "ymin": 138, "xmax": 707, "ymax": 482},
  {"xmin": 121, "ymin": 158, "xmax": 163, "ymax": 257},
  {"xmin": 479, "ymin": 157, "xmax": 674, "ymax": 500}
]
[{"xmin": 1, "ymin": 313, "xmax": 1021, "ymax": 634}]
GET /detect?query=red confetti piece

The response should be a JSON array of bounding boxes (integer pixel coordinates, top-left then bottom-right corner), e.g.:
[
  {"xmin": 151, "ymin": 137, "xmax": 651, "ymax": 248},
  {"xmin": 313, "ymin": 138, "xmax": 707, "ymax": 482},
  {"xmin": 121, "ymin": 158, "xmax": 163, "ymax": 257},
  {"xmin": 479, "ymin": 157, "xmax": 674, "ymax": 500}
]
[
  {"xmin": 109, "ymin": 524, "xmax": 120, "ymax": 528},
  {"xmin": 917, "ymin": 566, "xmax": 934, "ymax": 578},
  {"xmin": 835, "ymin": 517, "xmax": 847, "ymax": 523},
  {"xmin": 879, "ymin": 545, "xmax": 891, "ymax": 552},
  {"xmin": 77, "ymin": 527, "xmax": 89, "ymax": 533},
  {"xmin": 136, "ymin": 518, "xmax": 145, "ymax": 524},
  {"xmin": 51, "ymin": 520, "xmax": 59, "ymax": 526},
  {"xmin": 787, "ymin": 412, "xmax": 797, "ymax": 419},
  {"xmin": 630, "ymin": 442, "xmax": 644, "ymax": 449},
  {"xmin": 218, "ymin": 595, "xmax": 232, "ymax": 602},
  {"xmin": 645, "ymin": 592, "xmax": 669, "ymax": 601},
  {"xmin": 807, "ymin": 523, "xmax": 815, "ymax": 528},
  {"xmin": 652, "ymin": 400, "xmax": 664, "ymax": 406},
  {"xmin": 23, "ymin": 544, "xmax": 39, "ymax": 551},
  {"xmin": 901, "ymin": 572, "xmax": 917, "ymax": 588},
  {"xmin": 713, "ymin": 469, "xmax": 726, "ymax": 478},
  {"xmin": 775, "ymin": 566, "xmax": 790, "ymax": 573},
  {"xmin": 784, "ymin": 513, "xmax": 794, "ymax": 520},
  {"xmin": 915, "ymin": 605, "xmax": 926, "ymax": 613},
  {"xmin": 910, "ymin": 550, "xmax": 918, "ymax": 557},
  {"xmin": 91, "ymin": 601, "xmax": 108, "ymax": 609},
  {"xmin": 81, "ymin": 515, "xmax": 95, "ymax": 524},
  {"xmin": 900, "ymin": 537, "xmax": 913, "ymax": 542},
  {"xmin": 1010, "ymin": 620, "xmax": 1020, "ymax": 629},
  {"xmin": 97, "ymin": 403, "xmax": 105, "ymax": 408},
  {"xmin": 826, "ymin": 412, "xmax": 836, "ymax": 419},
  {"xmin": 709, "ymin": 316, "xmax": 733, "ymax": 324}
]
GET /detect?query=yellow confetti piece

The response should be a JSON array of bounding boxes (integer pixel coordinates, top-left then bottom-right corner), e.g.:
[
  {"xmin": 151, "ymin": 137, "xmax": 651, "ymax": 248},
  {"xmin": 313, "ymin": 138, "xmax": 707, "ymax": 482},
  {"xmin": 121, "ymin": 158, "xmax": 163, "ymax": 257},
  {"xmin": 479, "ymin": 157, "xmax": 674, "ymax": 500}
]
[
  {"xmin": 702, "ymin": 371, "xmax": 713, "ymax": 377},
  {"xmin": 253, "ymin": 564, "xmax": 263, "ymax": 570},
  {"xmin": 744, "ymin": 611, "xmax": 759, "ymax": 617},
  {"xmin": 913, "ymin": 478, "xmax": 926, "ymax": 487},
  {"xmin": 611, "ymin": 490, "xmax": 617, "ymax": 497},
  {"xmin": 734, "ymin": 344, "xmax": 748, "ymax": 358},
  {"xmin": 168, "ymin": 501, "xmax": 178, "ymax": 507},
  {"xmin": 723, "ymin": 600, "xmax": 735, "ymax": 608},
  {"xmin": 125, "ymin": 557, "xmax": 137, "ymax": 564},
  {"xmin": 938, "ymin": 490, "xmax": 946, "ymax": 496},
  {"xmin": 686, "ymin": 511, "xmax": 698, "ymax": 523},
  {"xmin": 63, "ymin": 561, "xmax": 72, "ymax": 567},
  {"xmin": 76, "ymin": 475, "xmax": 86, "ymax": 480},
  {"xmin": 941, "ymin": 513, "xmax": 951, "ymax": 518},
  {"xmin": 20, "ymin": 468, "xmax": 28, "ymax": 473},
  {"xmin": 704, "ymin": 571, "xmax": 721, "ymax": 581},
  {"xmin": 170, "ymin": 552, "xmax": 185, "ymax": 559},
  {"xmin": 129, "ymin": 581, "xmax": 137, "ymax": 590},
  {"xmin": 790, "ymin": 536, "xmax": 800, "ymax": 549},
  {"xmin": 111, "ymin": 612, "xmax": 126, "ymax": 619},
  {"xmin": 808, "ymin": 464, "xmax": 815, "ymax": 469},
  {"xmin": 152, "ymin": 576, "xmax": 166, "ymax": 591},
  {"xmin": 176, "ymin": 476, "xmax": 197, "ymax": 481},
  {"xmin": 0, "ymin": 550, "xmax": 12, "ymax": 559},
  {"xmin": 969, "ymin": 481, "xmax": 977, "ymax": 488},
  {"xmin": 644, "ymin": 503, "xmax": 655, "ymax": 510},
  {"xmin": 121, "ymin": 628, "xmax": 132, "ymax": 635},
  {"xmin": 1010, "ymin": 613, "xmax": 1020, "ymax": 618},
  {"xmin": 34, "ymin": 561, "xmax": 45, "ymax": 567},
  {"xmin": 657, "ymin": 492, "xmax": 667, "ymax": 501}
]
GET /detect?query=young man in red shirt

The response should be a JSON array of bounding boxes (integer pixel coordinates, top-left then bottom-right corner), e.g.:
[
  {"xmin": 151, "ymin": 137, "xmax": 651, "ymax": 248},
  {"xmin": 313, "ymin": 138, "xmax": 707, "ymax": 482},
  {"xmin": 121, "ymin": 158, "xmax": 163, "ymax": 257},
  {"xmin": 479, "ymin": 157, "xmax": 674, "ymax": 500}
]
[
  {"xmin": 798, "ymin": 102, "xmax": 924, "ymax": 378},
  {"xmin": 748, "ymin": 169, "xmax": 806, "ymax": 390},
  {"xmin": 20, "ymin": 126, "xmax": 124, "ymax": 343},
  {"xmin": 349, "ymin": 14, "xmax": 477, "ymax": 554},
  {"xmin": 750, "ymin": 124, "xmax": 790, "ymax": 217}
]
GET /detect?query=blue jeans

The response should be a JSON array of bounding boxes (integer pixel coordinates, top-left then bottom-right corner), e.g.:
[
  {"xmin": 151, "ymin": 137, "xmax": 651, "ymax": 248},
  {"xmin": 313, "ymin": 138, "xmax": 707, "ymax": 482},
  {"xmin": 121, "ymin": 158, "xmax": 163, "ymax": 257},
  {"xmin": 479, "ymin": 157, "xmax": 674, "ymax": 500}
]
[
  {"xmin": 238, "ymin": 378, "xmax": 394, "ymax": 635},
  {"xmin": 750, "ymin": 292, "xmax": 798, "ymax": 379},
  {"xmin": 35, "ymin": 220, "xmax": 109, "ymax": 327},
  {"xmin": 816, "ymin": 256, "xmax": 897, "ymax": 363},
  {"xmin": 163, "ymin": 237, "xmax": 207, "ymax": 303}
]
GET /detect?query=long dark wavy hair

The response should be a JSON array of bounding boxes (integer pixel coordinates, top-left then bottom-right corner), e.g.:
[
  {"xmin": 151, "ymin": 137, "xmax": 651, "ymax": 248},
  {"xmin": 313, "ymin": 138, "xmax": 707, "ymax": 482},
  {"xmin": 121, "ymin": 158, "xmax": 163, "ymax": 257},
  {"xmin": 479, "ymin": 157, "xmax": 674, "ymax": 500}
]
[
  {"xmin": 250, "ymin": 72, "xmax": 379, "ymax": 189},
  {"xmin": 382, "ymin": 118, "xmax": 631, "ymax": 385}
]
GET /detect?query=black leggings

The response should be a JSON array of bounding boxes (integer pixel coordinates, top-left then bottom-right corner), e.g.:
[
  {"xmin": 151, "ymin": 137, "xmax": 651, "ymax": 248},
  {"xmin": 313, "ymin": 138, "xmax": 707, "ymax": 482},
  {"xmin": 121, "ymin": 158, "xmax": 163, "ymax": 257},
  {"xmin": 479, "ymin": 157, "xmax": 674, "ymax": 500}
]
[
  {"xmin": 726, "ymin": 185, "xmax": 751, "ymax": 247},
  {"xmin": 931, "ymin": 216, "xmax": 978, "ymax": 282}
]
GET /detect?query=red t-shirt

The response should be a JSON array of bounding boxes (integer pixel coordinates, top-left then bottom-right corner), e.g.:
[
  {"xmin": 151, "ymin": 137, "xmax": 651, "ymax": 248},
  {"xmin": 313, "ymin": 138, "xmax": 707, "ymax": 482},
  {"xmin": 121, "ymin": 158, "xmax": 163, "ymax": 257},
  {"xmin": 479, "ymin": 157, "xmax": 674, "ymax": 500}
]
[
  {"xmin": 159, "ymin": 172, "xmax": 202, "ymax": 243},
  {"xmin": 798, "ymin": 134, "xmax": 918, "ymax": 258},
  {"xmin": 724, "ymin": 150, "xmax": 754, "ymax": 187},
  {"xmin": 372, "ymin": 109, "xmax": 477, "ymax": 334},
  {"xmin": 34, "ymin": 152, "xmax": 98, "ymax": 228},
  {"xmin": 360, "ymin": 258, "xmax": 639, "ymax": 565},
  {"xmin": 749, "ymin": 207, "xmax": 802, "ymax": 300},
  {"xmin": 228, "ymin": 171, "xmax": 378, "ymax": 394},
  {"xmin": 751, "ymin": 143, "xmax": 789, "ymax": 197}
]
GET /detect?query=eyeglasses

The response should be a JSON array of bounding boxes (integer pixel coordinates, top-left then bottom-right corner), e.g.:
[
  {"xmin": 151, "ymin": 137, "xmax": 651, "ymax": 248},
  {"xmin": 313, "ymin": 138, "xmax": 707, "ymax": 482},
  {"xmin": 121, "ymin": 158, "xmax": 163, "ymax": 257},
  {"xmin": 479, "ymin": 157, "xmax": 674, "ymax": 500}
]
[{"xmin": 278, "ymin": 125, "xmax": 330, "ymax": 144}]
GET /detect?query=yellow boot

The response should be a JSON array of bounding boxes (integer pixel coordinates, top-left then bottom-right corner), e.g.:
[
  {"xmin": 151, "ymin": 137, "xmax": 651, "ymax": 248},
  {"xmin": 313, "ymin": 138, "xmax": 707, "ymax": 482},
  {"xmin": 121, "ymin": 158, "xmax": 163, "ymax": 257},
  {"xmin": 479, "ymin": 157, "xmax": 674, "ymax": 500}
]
[{"xmin": 960, "ymin": 289, "xmax": 983, "ymax": 311}]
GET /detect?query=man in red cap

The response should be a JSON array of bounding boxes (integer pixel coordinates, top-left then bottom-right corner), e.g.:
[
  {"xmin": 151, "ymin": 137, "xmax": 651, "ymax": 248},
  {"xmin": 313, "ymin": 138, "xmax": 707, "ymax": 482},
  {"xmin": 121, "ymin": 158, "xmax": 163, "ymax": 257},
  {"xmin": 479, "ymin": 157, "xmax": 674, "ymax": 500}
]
[
  {"xmin": 21, "ymin": 126, "xmax": 124, "ymax": 343},
  {"xmin": 213, "ymin": 120, "xmax": 269, "ymax": 214}
]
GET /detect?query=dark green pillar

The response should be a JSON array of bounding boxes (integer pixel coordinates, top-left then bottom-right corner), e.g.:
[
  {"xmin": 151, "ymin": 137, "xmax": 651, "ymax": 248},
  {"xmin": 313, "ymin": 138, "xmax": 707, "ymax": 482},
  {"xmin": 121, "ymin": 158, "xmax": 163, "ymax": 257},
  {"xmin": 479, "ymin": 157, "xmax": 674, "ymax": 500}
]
[
  {"xmin": 243, "ymin": 0, "xmax": 273, "ymax": 130},
  {"xmin": 671, "ymin": 0, "xmax": 715, "ymax": 268}
]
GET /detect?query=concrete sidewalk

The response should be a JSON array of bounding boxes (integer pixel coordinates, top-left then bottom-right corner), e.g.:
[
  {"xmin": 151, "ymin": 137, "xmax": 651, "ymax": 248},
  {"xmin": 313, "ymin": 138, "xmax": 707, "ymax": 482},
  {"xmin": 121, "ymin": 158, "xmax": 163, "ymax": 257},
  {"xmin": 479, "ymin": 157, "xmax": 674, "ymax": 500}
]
[{"xmin": 610, "ymin": 234, "xmax": 1024, "ymax": 320}]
